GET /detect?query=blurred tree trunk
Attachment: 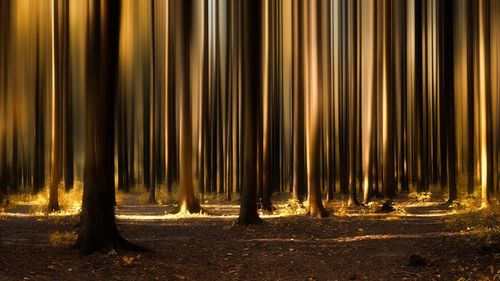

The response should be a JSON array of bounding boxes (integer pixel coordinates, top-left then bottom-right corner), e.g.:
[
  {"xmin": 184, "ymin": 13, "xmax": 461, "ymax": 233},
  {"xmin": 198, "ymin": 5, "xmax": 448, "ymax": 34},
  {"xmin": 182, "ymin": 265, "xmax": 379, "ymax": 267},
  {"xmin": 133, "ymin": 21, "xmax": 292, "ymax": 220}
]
[
  {"xmin": 415, "ymin": 0, "xmax": 427, "ymax": 193},
  {"xmin": 63, "ymin": 0, "xmax": 73, "ymax": 191},
  {"xmin": 306, "ymin": 0, "xmax": 329, "ymax": 217},
  {"xmin": 382, "ymin": 0, "xmax": 395, "ymax": 199},
  {"xmin": 347, "ymin": 0, "xmax": 359, "ymax": 206},
  {"xmin": 165, "ymin": 0, "xmax": 177, "ymax": 194},
  {"xmin": 198, "ymin": 0, "xmax": 209, "ymax": 197},
  {"xmin": 339, "ymin": 0, "xmax": 349, "ymax": 197},
  {"xmin": 482, "ymin": 0, "xmax": 493, "ymax": 207},
  {"xmin": 399, "ymin": 0, "xmax": 409, "ymax": 193},
  {"xmin": 0, "ymin": 0, "xmax": 8, "ymax": 203},
  {"xmin": 49, "ymin": 0, "xmax": 64, "ymax": 212},
  {"xmin": 443, "ymin": 0, "xmax": 457, "ymax": 203},
  {"xmin": 75, "ymin": 0, "xmax": 141, "ymax": 254},
  {"xmin": 176, "ymin": 0, "xmax": 200, "ymax": 213},
  {"xmin": 292, "ymin": 0, "xmax": 306, "ymax": 202},
  {"xmin": 261, "ymin": 0, "xmax": 274, "ymax": 212},
  {"xmin": 237, "ymin": 0, "xmax": 262, "ymax": 225},
  {"xmin": 466, "ymin": 0, "xmax": 475, "ymax": 195},
  {"xmin": 33, "ymin": 28, "xmax": 45, "ymax": 195},
  {"xmin": 148, "ymin": 0, "xmax": 156, "ymax": 204}
]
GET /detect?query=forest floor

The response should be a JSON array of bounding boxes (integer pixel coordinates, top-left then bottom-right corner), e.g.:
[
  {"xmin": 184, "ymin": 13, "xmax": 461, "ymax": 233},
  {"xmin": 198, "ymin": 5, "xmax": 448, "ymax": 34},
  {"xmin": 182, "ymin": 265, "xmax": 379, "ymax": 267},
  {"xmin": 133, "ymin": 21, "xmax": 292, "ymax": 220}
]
[{"xmin": 0, "ymin": 189, "xmax": 499, "ymax": 281}]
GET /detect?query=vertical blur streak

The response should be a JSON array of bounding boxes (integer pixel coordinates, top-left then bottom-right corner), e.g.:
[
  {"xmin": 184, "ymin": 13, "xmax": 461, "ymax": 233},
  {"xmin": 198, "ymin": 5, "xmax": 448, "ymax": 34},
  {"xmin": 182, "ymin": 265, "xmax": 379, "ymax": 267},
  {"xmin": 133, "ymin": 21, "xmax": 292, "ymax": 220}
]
[
  {"xmin": 1, "ymin": 0, "xmax": 500, "ymax": 205},
  {"xmin": 478, "ymin": 0, "xmax": 488, "ymax": 208},
  {"xmin": 361, "ymin": 0, "xmax": 374, "ymax": 204}
]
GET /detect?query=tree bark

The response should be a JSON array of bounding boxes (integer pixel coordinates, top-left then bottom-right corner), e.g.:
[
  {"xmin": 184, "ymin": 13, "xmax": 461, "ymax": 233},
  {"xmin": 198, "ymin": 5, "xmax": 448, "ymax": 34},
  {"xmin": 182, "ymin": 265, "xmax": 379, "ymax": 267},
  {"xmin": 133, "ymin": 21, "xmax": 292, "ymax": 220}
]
[
  {"xmin": 74, "ymin": 0, "xmax": 141, "ymax": 254},
  {"xmin": 237, "ymin": 0, "xmax": 262, "ymax": 225},
  {"xmin": 176, "ymin": 0, "xmax": 200, "ymax": 214},
  {"xmin": 443, "ymin": 0, "xmax": 457, "ymax": 203},
  {"xmin": 382, "ymin": 0, "xmax": 396, "ymax": 200}
]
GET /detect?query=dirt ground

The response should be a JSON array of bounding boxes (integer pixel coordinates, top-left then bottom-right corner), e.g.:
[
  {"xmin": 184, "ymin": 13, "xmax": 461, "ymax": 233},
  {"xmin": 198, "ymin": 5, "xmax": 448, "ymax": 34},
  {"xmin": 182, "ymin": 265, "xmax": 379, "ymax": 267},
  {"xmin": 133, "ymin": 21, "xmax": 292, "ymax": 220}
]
[{"xmin": 0, "ymin": 193, "xmax": 499, "ymax": 281}]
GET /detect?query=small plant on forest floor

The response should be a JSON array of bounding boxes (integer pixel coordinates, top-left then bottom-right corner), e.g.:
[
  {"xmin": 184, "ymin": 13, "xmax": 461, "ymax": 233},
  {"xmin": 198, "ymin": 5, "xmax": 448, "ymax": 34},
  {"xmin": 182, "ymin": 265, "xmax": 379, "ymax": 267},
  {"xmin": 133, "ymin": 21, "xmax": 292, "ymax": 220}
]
[
  {"xmin": 9, "ymin": 182, "xmax": 83, "ymax": 215},
  {"xmin": 276, "ymin": 199, "xmax": 307, "ymax": 216},
  {"xmin": 49, "ymin": 231, "xmax": 77, "ymax": 247},
  {"xmin": 447, "ymin": 192, "xmax": 484, "ymax": 212},
  {"xmin": 333, "ymin": 203, "xmax": 349, "ymax": 217},
  {"xmin": 408, "ymin": 191, "xmax": 433, "ymax": 204}
]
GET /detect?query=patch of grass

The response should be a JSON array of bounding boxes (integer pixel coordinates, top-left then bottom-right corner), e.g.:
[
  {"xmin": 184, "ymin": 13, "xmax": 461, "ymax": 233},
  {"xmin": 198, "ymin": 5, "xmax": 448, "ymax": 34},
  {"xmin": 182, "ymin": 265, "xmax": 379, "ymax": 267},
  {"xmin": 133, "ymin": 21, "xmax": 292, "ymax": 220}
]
[
  {"xmin": 408, "ymin": 191, "xmax": 433, "ymax": 203},
  {"xmin": 49, "ymin": 231, "xmax": 77, "ymax": 247},
  {"xmin": 275, "ymin": 199, "xmax": 307, "ymax": 216},
  {"xmin": 9, "ymin": 182, "xmax": 83, "ymax": 215}
]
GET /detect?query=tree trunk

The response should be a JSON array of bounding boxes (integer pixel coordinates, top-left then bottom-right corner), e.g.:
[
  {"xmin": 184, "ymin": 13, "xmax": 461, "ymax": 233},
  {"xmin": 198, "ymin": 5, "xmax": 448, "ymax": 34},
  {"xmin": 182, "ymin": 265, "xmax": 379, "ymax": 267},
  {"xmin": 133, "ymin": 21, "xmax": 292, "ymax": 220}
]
[
  {"xmin": 292, "ymin": 0, "xmax": 306, "ymax": 202},
  {"xmin": 49, "ymin": 0, "xmax": 65, "ymax": 212},
  {"xmin": 33, "ymin": 28, "xmax": 45, "ymax": 195},
  {"xmin": 176, "ymin": 0, "xmax": 200, "ymax": 214},
  {"xmin": 62, "ymin": 0, "xmax": 73, "ymax": 192},
  {"xmin": 466, "ymin": 0, "xmax": 475, "ymax": 195},
  {"xmin": 443, "ymin": 0, "xmax": 457, "ymax": 203},
  {"xmin": 348, "ymin": 0, "xmax": 360, "ymax": 206},
  {"xmin": 382, "ymin": 0, "xmax": 395, "ymax": 200},
  {"xmin": 237, "ymin": 0, "xmax": 262, "ymax": 225},
  {"xmin": 74, "ymin": 0, "xmax": 140, "ymax": 254},
  {"xmin": 306, "ymin": 0, "xmax": 329, "ymax": 218}
]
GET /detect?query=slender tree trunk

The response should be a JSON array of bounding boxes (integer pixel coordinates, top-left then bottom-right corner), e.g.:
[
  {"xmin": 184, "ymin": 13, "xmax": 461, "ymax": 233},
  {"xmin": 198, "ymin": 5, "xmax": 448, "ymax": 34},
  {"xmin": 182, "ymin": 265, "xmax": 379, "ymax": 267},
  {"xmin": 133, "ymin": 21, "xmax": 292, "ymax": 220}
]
[
  {"xmin": 467, "ymin": 0, "xmax": 475, "ymax": 195},
  {"xmin": 49, "ymin": 0, "xmax": 64, "ymax": 212},
  {"xmin": 237, "ymin": 0, "xmax": 262, "ymax": 225},
  {"xmin": 478, "ymin": 0, "xmax": 490, "ymax": 208},
  {"xmin": 306, "ymin": 0, "xmax": 329, "ymax": 218},
  {"xmin": 33, "ymin": 29, "xmax": 45, "ymax": 195},
  {"xmin": 0, "ymin": 0, "xmax": 8, "ymax": 203},
  {"xmin": 347, "ymin": 0, "xmax": 359, "ymax": 206},
  {"xmin": 382, "ymin": 0, "xmax": 396, "ymax": 200},
  {"xmin": 62, "ymin": 0, "xmax": 73, "ymax": 192},
  {"xmin": 149, "ymin": 0, "xmax": 156, "ymax": 204},
  {"xmin": 176, "ymin": 0, "xmax": 200, "ymax": 214},
  {"xmin": 292, "ymin": 0, "xmax": 306, "ymax": 202},
  {"xmin": 443, "ymin": 0, "xmax": 457, "ymax": 203}
]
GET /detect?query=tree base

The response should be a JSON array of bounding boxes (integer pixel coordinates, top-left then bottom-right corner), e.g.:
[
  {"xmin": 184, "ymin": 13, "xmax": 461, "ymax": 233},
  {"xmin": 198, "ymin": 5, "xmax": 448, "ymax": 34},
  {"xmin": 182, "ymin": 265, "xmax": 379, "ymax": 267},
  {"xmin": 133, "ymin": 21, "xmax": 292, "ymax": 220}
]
[
  {"xmin": 175, "ymin": 200, "xmax": 202, "ymax": 214},
  {"xmin": 306, "ymin": 205, "xmax": 330, "ymax": 218},
  {"xmin": 347, "ymin": 198, "xmax": 360, "ymax": 207},
  {"xmin": 48, "ymin": 203, "xmax": 60, "ymax": 213},
  {"xmin": 236, "ymin": 214, "xmax": 263, "ymax": 225},
  {"xmin": 259, "ymin": 204, "xmax": 276, "ymax": 214},
  {"xmin": 72, "ymin": 232, "xmax": 147, "ymax": 255}
]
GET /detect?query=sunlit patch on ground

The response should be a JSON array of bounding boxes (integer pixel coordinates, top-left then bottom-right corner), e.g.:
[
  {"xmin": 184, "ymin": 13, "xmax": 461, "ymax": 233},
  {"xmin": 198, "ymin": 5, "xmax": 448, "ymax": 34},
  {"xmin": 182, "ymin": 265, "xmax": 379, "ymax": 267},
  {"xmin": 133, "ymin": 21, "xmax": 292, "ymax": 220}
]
[
  {"xmin": 49, "ymin": 231, "xmax": 77, "ymax": 247},
  {"xmin": 3, "ymin": 182, "xmax": 84, "ymax": 216}
]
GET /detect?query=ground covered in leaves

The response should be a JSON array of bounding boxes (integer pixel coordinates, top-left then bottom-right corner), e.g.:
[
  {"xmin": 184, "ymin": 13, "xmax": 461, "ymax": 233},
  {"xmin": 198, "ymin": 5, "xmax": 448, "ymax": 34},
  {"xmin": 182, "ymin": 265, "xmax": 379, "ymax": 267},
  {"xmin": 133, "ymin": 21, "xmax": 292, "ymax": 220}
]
[{"xmin": 0, "ymin": 190, "xmax": 499, "ymax": 281}]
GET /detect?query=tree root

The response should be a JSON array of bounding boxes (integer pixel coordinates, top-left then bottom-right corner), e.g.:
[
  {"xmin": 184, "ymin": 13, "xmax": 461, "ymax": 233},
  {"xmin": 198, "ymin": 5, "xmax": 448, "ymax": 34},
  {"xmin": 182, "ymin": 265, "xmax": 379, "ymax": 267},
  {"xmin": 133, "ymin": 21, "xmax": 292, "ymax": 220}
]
[{"xmin": 72, "ymin": 233, "xmax": 149, "ymax": 255}]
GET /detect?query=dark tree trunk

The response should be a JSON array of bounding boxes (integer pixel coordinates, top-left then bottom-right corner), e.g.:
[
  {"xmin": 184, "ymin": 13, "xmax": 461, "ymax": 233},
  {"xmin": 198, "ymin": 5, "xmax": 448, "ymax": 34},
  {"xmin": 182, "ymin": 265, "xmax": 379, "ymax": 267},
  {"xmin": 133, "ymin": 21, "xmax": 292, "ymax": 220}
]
[
  {"xmin": 0, "ymin": 0, "xmax": 8, "ymax": 203},
  {"xmin": 443, "ymin": 0, "xmax": 457, "ymax": 203},
  {"xmin": 484, "ymin": 0, "xmax": 493, "ymax": 206},
  {"xmin": 237, "ymin": 0, "xmax": 262, "ymax": 225},
  {"xmin": 383, "ymin": 0, "xmax": 396, "ymax": 200},
  {"xmin": 292, "ymin": 0, "xmax": 306, "ymax": 202},
  {"xmin": 74, "ymin": 0, "xmax": 140, "ymax": 254},
  {"xmin": 33, "ymin": 29, "xmax": 45, "ymax": 195},
  {"xmin": 62, "ymin": 0, "xmax": 73, "ymax": 192},
  {"xmin": 466, "ymin": 0, "xmax": 475, "ymax": 195},
  {"xmin": 415, "ymin": 0, "xmax": 427, "ymax": 193},
  {"xmin": 347, "ymin": 0, "xmax": 359, "ymax": 206},
  {"xmin": 49, "ymin": 0, "xmax": 67, "ymax": 212},
  {"xmin": 400, "ymin": 0, "xmax": 409, "ymax": 193},
  {"xmin": 148, "ymin": 0, "xmax": 156, "ymax": 204}
]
